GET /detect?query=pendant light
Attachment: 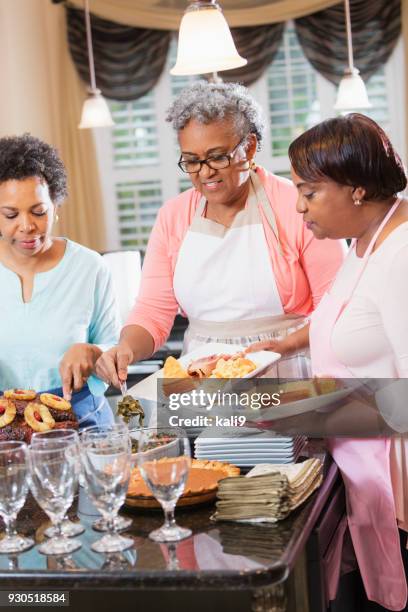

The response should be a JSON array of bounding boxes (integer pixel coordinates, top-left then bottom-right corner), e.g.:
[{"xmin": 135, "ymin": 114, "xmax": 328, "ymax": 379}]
[
  {"xmin": 334, "ymin": 0, "xmax": 371, "ymax": 112},
  {"xmin": 78, "ymin": 0, "xmax": 114, "ymax": 129},
  {"xmin": 170, "ymin": 0, "xmax": 247, "ymax": 77}
]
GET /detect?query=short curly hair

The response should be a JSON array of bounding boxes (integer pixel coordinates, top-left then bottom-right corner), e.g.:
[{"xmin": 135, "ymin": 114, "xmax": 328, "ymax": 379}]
[
  {"xmin": 166, "ymin": 81, "xmax": 265, "ymax": 149},
  {"xmin": 0, "ymin": 134, "xmax": 67, "ymax": 204}
]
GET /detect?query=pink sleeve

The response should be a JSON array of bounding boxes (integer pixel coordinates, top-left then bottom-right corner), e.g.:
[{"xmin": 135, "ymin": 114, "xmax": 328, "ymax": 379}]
[
  {"xmin": 300, "ymin": 230, "xmax": 348, "ymax": 309},
  {"xmin": 125, "ymin": 205, "xmax": 180, "ymax": 352}
]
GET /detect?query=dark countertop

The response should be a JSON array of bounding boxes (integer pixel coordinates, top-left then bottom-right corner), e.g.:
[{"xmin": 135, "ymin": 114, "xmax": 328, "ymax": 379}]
[{"xmin": 0, "ymin": 454, "xmax": 338, "ymax": 593}]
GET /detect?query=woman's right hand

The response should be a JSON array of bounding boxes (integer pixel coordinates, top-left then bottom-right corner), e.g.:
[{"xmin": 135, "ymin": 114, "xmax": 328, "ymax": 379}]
[{"xmin": 95, "ymin": 342, "xmax": 134, "ymax": 389}]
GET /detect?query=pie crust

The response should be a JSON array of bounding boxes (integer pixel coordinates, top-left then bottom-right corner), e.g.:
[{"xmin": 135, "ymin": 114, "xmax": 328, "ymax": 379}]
[{"xmin": 126, "ymin": 459, "xmax": 240, "ymax": 508}]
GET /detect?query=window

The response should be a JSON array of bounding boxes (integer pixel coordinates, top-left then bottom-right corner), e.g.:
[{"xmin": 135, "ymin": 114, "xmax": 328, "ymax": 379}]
[
  {"xmin": 110, "ymin": 94, "xmax": 159, "ymax": 168},
  {"xmin": 94, "ymin": 24, "xmax": 405, "ymax": 251},
  {"xmin": 116, "ymin": 180, "xmax": 162, "ymax": 248},
  {"xmin": 267, "ymin": 26, "xmax": 318, "ymax": 157}
]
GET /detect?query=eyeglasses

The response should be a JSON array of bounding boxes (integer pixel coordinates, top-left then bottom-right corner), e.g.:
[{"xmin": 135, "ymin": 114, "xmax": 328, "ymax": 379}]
[{"xmin": 178, "ymin": 137, "xmax": 245, "ymax": 174}]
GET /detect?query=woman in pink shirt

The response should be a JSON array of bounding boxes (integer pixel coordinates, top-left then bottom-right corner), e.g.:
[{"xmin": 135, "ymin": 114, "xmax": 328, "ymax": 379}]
[
  {"xmin": 96, "ymin": 81, "xmax": 344, "ymax": 386},
  {"xmin": 250, "ymin": 114, "xmax": 408, "ymax": 611}
]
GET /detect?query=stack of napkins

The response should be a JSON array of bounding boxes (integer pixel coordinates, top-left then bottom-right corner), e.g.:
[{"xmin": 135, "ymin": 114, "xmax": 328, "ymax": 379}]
[
  {"xmin": 194, "ymin": 427, "xmax": 306, "ymax": 467},
  {"xmin": 213, "ymin": 458, "xmax": 323, "ymax": 523},
  {"xmin": 218, "ymin": 520, "xmax": 292, "ymax": 561}
]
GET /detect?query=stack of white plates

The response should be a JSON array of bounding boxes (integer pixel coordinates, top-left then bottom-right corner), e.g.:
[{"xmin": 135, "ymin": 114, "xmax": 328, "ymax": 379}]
[{"xmin": 194, "ymin": 428, "xmax": 306, "ymax": 467}]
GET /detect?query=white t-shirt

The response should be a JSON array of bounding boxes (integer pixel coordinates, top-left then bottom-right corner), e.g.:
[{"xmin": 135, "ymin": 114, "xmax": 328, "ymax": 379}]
[{"xmin": 330, "ymin": 222, "xmax": 408, "ymax": 378}]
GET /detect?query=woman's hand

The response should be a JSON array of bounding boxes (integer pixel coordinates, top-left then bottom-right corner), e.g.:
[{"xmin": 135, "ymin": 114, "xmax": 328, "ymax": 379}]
[
  {"xmin": 95, "ymin": 341, "xmax": 134, "ymax": 389},
  {"xmin": 245, "ymin": 337, "xmax": 294, "ymax": 357},
  {"xmin": 246, "ymin": 324, "xmax": 310, "ymax": 357},
  {"xmin": 59, "ymin": 343, "xmax": 102, "ymax": 401}
]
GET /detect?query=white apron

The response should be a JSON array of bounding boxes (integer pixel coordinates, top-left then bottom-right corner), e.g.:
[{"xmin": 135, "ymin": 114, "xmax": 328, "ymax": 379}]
[{"xmin": 172, "ymin": 170, "xmax": 309, "ymax": 378}]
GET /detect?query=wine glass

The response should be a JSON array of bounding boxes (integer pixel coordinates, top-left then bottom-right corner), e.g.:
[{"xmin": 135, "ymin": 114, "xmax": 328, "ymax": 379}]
[
  {"xmin": 28, "ymin": 442, "xmax": 81, "ymax": 555},
  {"xmin": 80, "ymin": 422, "xmax": 129, "ymax": 438},
  {"xmin": 91, "ymin": 514, "xmax": 132, "ymax": 533},
  {"xmin": 80, "ymin": 423, "xmax": 132, "ymax": 534},
  {"xmin": 0, "ymin": 441, "xmax": 34, "ymax": 554},
  {"xmin": 137, "ymin": 428, "xmax": 191, "ymax": 542},
  {"xmin": 80, "ymin": 427, "xmax": 133, "ymax": 553},
  {"xmin": 30, "ymin": 429, "xmax": 84, "ymax": 538},
  {"xmin": 100, "ymin": 550, "xmax": 137, "ymax": 571}
]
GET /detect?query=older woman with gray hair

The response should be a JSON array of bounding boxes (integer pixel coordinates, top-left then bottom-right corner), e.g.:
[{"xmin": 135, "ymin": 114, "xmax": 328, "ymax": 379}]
[{"xmin": 96, "ymin": 81, "xmax": 345, "ymax": 386}]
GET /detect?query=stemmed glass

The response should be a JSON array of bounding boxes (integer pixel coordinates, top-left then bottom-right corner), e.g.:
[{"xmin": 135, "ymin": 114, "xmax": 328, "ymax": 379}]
[
  {"xmin": 91, "ymin": 514, "xmax": 132, "ymax": 533},
  {"xmin": 100, "ymin": 550, "xmax": 137, "ymax": 571},
  {"xmin": 28, "ymin": 442, "xmax": 81, "ymax": 555},
  {"xmin": 80, "ymin": 427, "xmax": 133, "ymax": 553},
  {"xmin": 80, "ymin": 424, "xmax": 132, "ymax": 533},
  {"xmin": 0, "ymin": 441, "xmax": 34, "ymax": 554},
  {"xmin": 30, "ymin": 429, "xmax": 84, "ymax": 538},
  {"xmin": 137, "ymin": 428, "xmax": 191, "ymax": 542}
]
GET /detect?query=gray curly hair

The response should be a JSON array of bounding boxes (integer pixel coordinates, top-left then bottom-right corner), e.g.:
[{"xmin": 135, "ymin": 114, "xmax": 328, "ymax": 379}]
[{"xmin": 166, "ymin": 81, "xmax": 265, "ymax": 150}]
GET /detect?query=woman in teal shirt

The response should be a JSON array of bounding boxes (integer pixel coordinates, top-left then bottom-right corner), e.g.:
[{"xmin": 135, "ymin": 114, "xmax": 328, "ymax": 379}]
[{"xmin": 0, "ymin": 134, "xmax": 120, "ymax": 427}]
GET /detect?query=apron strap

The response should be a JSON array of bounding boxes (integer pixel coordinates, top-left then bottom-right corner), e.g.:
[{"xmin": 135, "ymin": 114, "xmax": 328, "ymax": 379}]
[
  {"xmin": 196, "ymin": 197, "xmax": 206, "ymax": 218},
  {"xmin": 250, "ymin": 170, "xmax": 283, "ymax": 255},
  {"xmin": 344, "ymin": 197, "xmax": 402, "ymax": 305}
]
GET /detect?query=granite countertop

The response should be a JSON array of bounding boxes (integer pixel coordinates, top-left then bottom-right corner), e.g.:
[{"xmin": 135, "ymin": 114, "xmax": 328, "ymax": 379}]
[{"xmin": 0, "ymin": 454, "xmax": 337, "ymax": 591}]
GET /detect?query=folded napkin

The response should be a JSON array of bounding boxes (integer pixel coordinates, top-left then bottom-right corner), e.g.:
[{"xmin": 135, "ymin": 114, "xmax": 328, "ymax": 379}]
[{"xmin": 213, "ymin": 458, "xmax": 323, "ymax": 523}]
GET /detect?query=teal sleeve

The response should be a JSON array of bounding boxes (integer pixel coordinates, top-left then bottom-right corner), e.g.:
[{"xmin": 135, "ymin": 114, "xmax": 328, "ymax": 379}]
[
  {"xmin": 89, "ymin": 260, "xmax": 121, "ymax": 350},
  {"xmin": 88, "ymin": 261, "xmax": 121, "ymax": 395}
]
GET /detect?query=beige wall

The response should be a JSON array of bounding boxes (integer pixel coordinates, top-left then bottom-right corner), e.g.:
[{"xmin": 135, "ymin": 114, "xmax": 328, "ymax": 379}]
[
  {"xmin": 0, "ymin": 0, "xmax": 107, "ymax": 251},
  {"xmin": 0, "ymin": 0, "xmax": 56, "ymax": 141}
]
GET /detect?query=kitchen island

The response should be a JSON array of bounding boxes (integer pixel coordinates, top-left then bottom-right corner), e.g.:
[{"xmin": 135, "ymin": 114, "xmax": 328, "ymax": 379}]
[{"xmin": 0, "ymin": 454, "xmax": 345, "ymax": 612}]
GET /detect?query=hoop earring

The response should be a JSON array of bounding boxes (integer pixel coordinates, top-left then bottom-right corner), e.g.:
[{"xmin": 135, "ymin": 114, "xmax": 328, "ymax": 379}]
[{"xmin": 353, "ymin": 199, "xmax": 362, "ymax": 206}]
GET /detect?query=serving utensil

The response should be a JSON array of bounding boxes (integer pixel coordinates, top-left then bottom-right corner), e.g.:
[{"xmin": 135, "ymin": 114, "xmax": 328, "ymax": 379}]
[{"xmin": 119, "ymin": 380, "xmax": 128, "ymax": 398}]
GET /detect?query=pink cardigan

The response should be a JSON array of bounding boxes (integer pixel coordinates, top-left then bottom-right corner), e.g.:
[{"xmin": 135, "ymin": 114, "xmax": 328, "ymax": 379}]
[{"xmin": 126, "ymin": 167, "xmax": 346, "ymax": 352}]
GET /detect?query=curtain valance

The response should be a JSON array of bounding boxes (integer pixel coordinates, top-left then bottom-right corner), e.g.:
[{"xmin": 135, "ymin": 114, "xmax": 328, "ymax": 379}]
[
  {"xmin": 65, "ymin": 0, "xmax": 401, "ymax": 100},
  {"xmin": 65, "ymin": 0, "xmax": 341, "ymax": 30}
]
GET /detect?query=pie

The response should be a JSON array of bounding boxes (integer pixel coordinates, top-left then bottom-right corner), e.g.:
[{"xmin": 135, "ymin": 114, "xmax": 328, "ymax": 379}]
[
  {"xmin": 0, "ymin": 389, "xmax": 78, "ymax": 443},
  {"xmin": 126, "ymin": 459, "xmax": 240, "ymax": 508}
]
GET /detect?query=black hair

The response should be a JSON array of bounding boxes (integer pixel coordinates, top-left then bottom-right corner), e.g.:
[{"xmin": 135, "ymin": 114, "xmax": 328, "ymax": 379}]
[
  {"xmin": 0, "ymin": 134, "xmax": 67, "ymax": 204},
  {"xmin": 288, "ymin": 113, "xmax": 407, "ymax": 202}
]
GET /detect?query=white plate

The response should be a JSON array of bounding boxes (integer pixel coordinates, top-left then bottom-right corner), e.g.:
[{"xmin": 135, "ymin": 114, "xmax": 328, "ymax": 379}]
[
  {"xmin": 195, "ymin": 435, "xmax": 301, "ymax": 449},
  {"xmin": 200, "ymin": 453, "xmax": 303, "ymax": 467},
  {"xmin": 195, "ymin": 440, "xmax": 302, "ymax": 450},
  {"xmin": 246, "ymin": 386, "xmax": 354, "ymax": 423},
  {"xmin": 195, "ymin": 451, "xmax": 301, "ymax": 460},
  {"xmin": 177, "ymin": 343, "xmax": 281, "ymax": 379},
  {"xmin": 195, "ymin": 439, "xmax": 305, "ymax": 456},
  {"xmin": 196, "ymin": 441, "xmax": 297, "ymax": 451},
  {"xmin": 128, "ymin": 343, "xmax": 280, "ymax": 405}
]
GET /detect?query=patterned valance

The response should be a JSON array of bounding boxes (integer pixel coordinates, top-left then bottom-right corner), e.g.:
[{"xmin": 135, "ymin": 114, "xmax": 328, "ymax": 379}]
[
  {"xmin": 67, "ymin": 7, "xmax": 171, "ymax": 101},
  {"xmin": 295, "ymin": 0, "xmax": 401, "ymax": 84},
  {"xmin": 64, "ymin": 0, "xmax": 401, "ymax": 101}
]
